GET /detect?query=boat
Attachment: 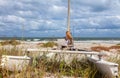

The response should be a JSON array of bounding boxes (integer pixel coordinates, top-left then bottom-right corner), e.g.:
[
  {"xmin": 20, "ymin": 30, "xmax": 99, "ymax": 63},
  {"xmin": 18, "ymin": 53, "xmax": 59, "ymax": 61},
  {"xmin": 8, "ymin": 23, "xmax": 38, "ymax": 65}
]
[
  {"xmin": 1, "ymin": 0, "xmax": 118, "ymax": 77},
  {"xmin": 65, "ymin": 0, "xmax": 119, "ymax": 77},
  {"xmin": 1, "ymin": 55, "xmax": 31, "ymax": 71},
  {"xmin": 26, "ymin": 49, "xmax": 119, "ymax": 78},
  {"xmin": 87, "ymin": 55, "xmax": 119, "ymax": 78},
  {"xmin": 25, "ymin": 0, "xmax": 119, "ymax": 77}
]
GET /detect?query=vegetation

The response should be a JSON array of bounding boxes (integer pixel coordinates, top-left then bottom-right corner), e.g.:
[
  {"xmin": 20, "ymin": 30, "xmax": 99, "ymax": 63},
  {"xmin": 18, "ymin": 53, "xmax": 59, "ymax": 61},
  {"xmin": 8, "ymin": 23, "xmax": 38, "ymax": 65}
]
[
  {"xmin": 0, "ymin": 39, "xmax": 20, "ymax": 46},
  {"xmin": 0, "ymin": 40, "xmax": 120, "ymax": 78},
  {"xmin": 117, "ymin": 43, "xmax": 120, "ymax": 46},
  {"xmin": 91, "ymin": 46, "xmax": 109, "ymax": 52},
  {"xmin": 91, "ymin": 45, "xmax": 120, "ymax": 52},
  {"xmin": 109, "ymin": 45, "xmax": 120, "ymax": 49},
  {"xmin": 41, "ymin": 41, "xmax": 57, "ymax": 48},
  {"xmin": 0, "ymin": 46, "xmax": 98, "ymax": 78}
]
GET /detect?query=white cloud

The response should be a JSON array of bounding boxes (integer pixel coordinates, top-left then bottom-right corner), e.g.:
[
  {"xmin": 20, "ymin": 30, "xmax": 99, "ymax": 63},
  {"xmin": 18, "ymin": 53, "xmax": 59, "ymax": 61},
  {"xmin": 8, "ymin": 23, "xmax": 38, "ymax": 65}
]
[
  {"xmin": 46, "ymin": 20, "xmax": 53, "ymax": 25},
  {"xmin": 51, "ymin": 5, "xmax": 66, "ymax": 12},
  {"xmin": 115, "ymin": 15, "xmax": 120, "ymax": 19},
  {"xmin": 48, "ymin": 5, "xmax": 67, "ymax": 17},
  {"xmin": 29, "ymin": 21, "xmax": 40, "ymax": 30},
  {"xmin": 0, "ymin": 0, "xmax": 120, "ymax": 37},
  {"xmin": 0, "ymin": 0, "xmax": 7, "ymax": 6},
  {"xmin": 0, "ymin": 15, "xmax": 26, "ymax": 26},
  {"xmin": 5, "ymin": 15, "xmax": 25, "ymax": 23},
  {"xmin": 17, "ymin": 11, "xmax": 33, "ymax": 16}
]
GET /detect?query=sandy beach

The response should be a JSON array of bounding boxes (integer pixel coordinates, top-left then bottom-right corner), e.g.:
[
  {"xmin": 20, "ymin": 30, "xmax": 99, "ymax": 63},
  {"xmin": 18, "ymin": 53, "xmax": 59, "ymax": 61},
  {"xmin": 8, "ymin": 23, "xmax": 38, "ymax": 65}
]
[
  {"xmin": 1, "ymin": 39, "xmax": 120, "ymax": 53},
  {"xmin": 0, "ymin": 39, "xmax": 120, "ymax": 78}
]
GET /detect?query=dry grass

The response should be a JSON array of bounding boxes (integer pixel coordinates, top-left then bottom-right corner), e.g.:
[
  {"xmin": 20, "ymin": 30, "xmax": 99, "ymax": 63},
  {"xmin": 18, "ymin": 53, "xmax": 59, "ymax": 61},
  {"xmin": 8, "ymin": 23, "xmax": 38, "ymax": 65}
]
[
  {"xmin": 109, "ymin": 45, "xmax": 120, "ymax": 49},
  {"xmin": 0, "ymin": 39, "xmax": 20, "ymax": 46},
  {"xmin": 91, "ymin": 45, "xmax": 120, "ymax": 52},
  {"xmin": 117, "ymin": 43, "xmax": 120, "ymax": 46},
  {"xmin": 41, "ymin": 41, "xmax": 57, "ymax": 48},
  {"xmin": 91, "ymin": 46, "xmax": 109, "ymax": 52},
  {"xmin": 0, "ymin": 45, "xmax": 98, "ymax": 78},
  {"xmin": 0, "ymin": 40, "xmax": 120, "ymax": 78}
]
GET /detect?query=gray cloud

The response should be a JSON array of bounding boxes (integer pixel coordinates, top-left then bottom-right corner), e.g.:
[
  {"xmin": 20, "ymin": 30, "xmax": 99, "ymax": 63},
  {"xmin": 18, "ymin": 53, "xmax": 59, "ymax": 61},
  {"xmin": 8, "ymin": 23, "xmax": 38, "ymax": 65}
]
[{"xmin": 0, "ymin": 0, "xmax": 120, "ymax": 37}]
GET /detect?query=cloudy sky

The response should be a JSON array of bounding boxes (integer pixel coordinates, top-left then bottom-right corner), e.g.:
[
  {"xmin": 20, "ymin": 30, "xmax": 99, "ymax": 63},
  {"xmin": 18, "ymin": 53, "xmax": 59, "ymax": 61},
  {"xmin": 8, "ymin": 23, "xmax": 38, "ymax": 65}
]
[{"xmin": 0, "ymin": 0, "xmax": 120, "ymax": 37}]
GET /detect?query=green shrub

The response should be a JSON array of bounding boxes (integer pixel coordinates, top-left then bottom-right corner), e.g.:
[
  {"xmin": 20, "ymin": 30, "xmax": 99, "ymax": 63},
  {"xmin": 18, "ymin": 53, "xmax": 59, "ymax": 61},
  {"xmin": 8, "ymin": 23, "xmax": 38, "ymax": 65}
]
[
  {"xmin": 41, "ymin": 42, "xmax": 57, "ymax": 48},
  {"xmin": 0, "ymin": 39, "xmax": 20, "ymax": 46},
  {"xmin": 117, "ymin": 43, "xmax": 120, "ymax": 46}
]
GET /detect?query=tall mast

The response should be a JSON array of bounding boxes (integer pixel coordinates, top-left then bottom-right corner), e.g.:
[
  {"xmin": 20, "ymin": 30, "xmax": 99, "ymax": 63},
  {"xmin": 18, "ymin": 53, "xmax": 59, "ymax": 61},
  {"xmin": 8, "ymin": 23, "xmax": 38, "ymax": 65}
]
[
  {"xmin": 66, "ymin": 0, "xmax": 73, "ymax": 46},
  {"xmin": 67, "ymin": 0, "xmax": 70, "ymax": 31}
]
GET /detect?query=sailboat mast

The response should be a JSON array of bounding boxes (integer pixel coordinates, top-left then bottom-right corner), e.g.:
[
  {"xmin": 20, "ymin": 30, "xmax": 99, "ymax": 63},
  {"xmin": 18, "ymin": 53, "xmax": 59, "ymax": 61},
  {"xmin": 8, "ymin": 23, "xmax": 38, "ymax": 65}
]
[
  {"xmin": 67, "ymin": 0, "xmax": 70, "ymax": 31},
  {"xmin": 66, "ymin": 0, "xmax": 73, "ymax": 46}
]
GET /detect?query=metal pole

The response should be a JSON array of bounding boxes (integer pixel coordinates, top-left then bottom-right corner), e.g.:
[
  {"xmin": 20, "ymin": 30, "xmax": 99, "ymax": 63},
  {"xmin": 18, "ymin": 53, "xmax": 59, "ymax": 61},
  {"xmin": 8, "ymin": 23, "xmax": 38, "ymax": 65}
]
[{"xmin": 67, "ymin": 0, "xmax": 70, "ymax": 31}]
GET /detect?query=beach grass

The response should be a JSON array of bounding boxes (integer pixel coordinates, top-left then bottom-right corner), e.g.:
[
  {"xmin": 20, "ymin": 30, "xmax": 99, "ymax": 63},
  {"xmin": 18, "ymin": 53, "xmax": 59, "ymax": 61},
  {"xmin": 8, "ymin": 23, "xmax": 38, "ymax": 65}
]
[
  {"xmin": 0, "ymin": 39, "xmax": 20, "ymax": 46},
  {"xmin": 117, "ymin": 43, "xmax": 120, "ymax": 46},
  {"xmin": 0, "ymin": 46, "xmax": 98, "ymax": 78},
  {"xmin": 41, "ymin": 41, "xmax": 57, "ymax": 48},
  {"xmin": 0, "ymin": 40, "xmax": 120, "ymax": 78}
]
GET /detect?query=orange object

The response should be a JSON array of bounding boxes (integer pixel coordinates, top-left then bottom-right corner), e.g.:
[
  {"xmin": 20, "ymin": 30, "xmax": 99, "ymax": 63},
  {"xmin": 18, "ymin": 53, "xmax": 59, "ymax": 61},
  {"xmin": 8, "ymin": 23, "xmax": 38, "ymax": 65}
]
[
  {"xmin": 66, "ymin": 31, "xmax": 73, "ymax": 45},
  {"xmin": 66, "ymin": 31, "xmax": 72, "ymax": 39}
]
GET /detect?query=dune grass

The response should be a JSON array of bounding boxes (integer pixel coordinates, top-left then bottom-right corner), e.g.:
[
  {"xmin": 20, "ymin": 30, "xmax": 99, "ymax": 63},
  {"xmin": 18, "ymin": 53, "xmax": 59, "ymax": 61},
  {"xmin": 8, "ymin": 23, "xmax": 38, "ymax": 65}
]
[
  {"xmin": 0, "ymin": 42, "xmax": 119, "ymax": 78},
  {"xmin": 41, "ymin": 41, "xmax": 57, "ymax": 48},
  {"xmin": 0, "ymin": 39, "xmax": 20, "ymax": 46},
  {"xmin": 0, "ymin": 45, "xmax": 98, "ymax": 78},
  {"xmin": 91, "ymin": 45, "xmax": 120, "ymax": 52},
  {"xmin": 117, "ymin": 43, "xmax": 120, "ymax": 46}
]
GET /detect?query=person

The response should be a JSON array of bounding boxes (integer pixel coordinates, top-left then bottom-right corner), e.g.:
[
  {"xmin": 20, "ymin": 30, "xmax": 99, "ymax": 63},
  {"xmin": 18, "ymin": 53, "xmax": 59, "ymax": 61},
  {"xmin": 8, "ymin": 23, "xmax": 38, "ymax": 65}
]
[
  {"xmin": 66, "ymin": 31, "xmax": 73, "ymax": 45},
  {"xmin": 61, "ymin": 37, "xmax": 69, "ymax": 50}
]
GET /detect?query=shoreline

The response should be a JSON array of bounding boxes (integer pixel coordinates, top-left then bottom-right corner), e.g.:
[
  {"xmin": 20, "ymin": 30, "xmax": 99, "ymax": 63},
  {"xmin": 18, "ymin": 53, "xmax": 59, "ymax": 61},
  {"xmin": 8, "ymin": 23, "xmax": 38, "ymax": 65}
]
[{"xmin": 0, "ymin": 39, "xmax": 120, "ymax": 51}]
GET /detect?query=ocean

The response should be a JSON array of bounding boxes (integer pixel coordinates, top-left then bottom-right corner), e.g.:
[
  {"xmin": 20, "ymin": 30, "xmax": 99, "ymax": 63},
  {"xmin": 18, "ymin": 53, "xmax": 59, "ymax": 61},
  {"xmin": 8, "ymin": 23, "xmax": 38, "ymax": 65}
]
[{"xmin": 0, "ymin": 37, "xmax": 120, "ymax": 41}]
